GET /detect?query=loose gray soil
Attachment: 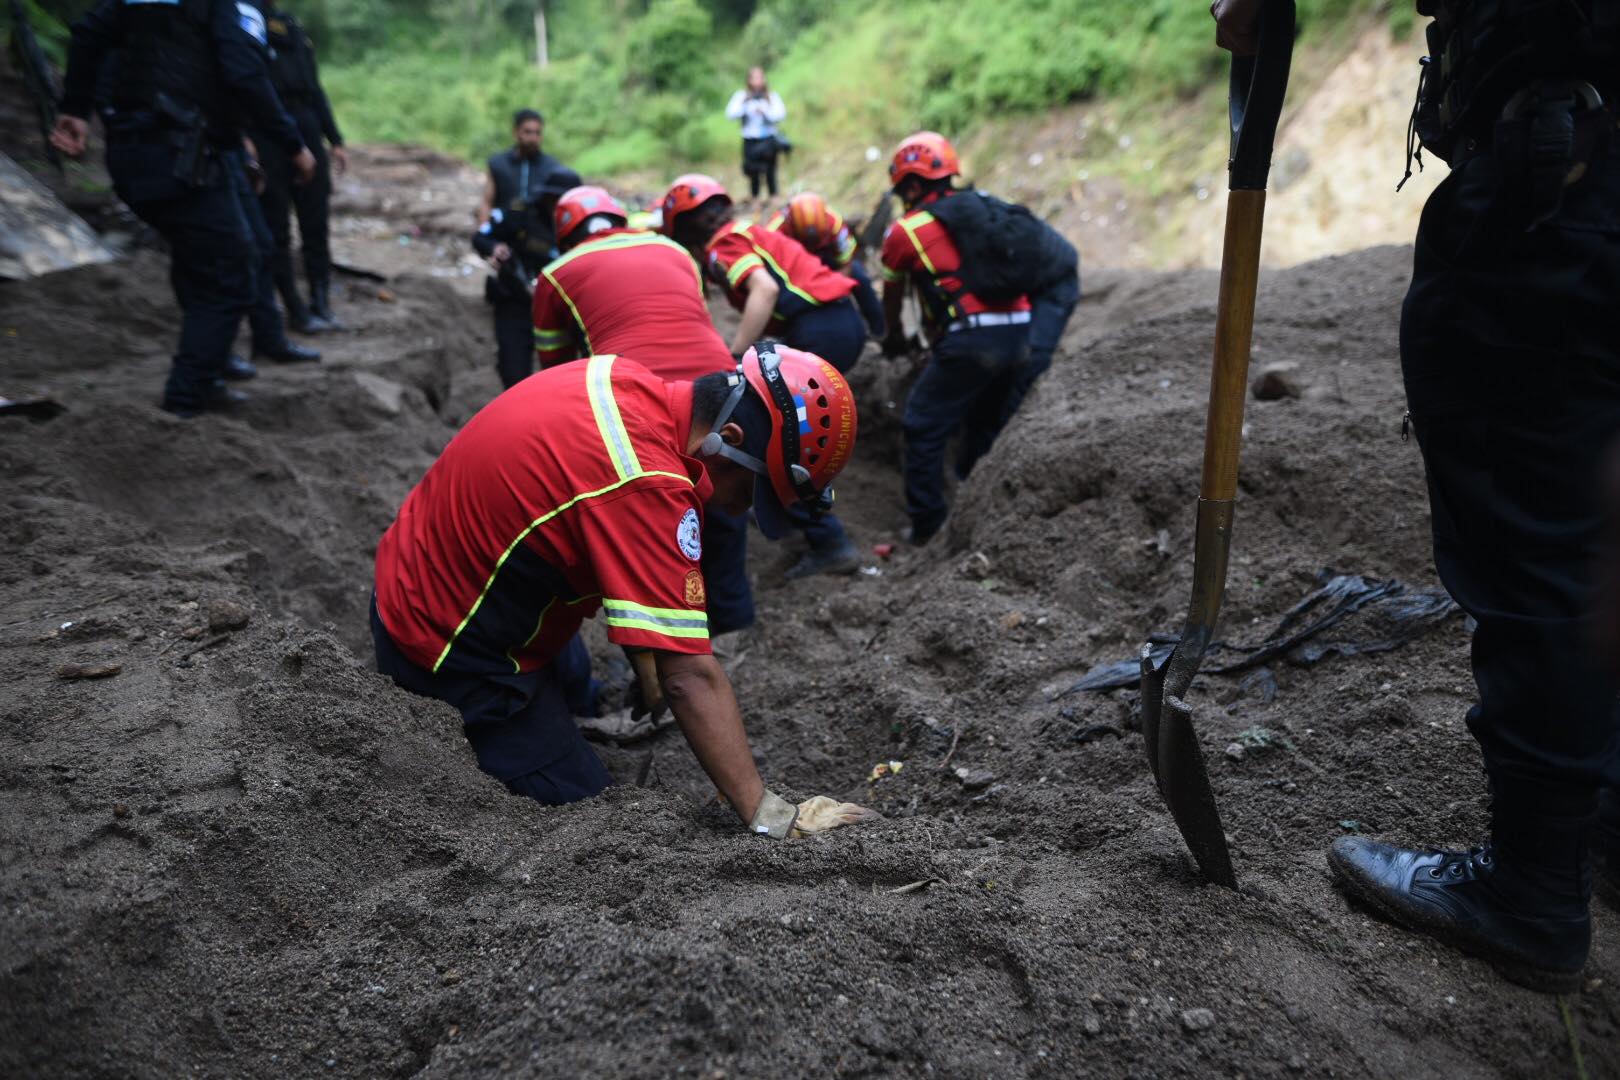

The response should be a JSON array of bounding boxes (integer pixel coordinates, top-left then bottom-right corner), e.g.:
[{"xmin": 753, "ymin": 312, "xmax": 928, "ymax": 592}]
[{"xmin": 1, "ymin": 145, "xmax": 1615, "ymax": 1079}]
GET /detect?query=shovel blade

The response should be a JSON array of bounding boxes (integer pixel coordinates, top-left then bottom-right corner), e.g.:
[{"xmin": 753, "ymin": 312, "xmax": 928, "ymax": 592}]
[
  {"xmin": 1139, "ymin": 643, "xmax": 1165, "ymax": 788},
  {"xmin": 1157, "ymin": 694, "xmax": 1238, "ymax": 888}
]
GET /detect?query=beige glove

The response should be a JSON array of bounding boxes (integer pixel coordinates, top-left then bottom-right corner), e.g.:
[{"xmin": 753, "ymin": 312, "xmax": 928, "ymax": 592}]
[
  {"xmin": 576, "ymin": 706, "xmax": 675, "ymax": 745},
  {"xmin": 628, "ymin": 650, "xmax": 667, "ymax": 723},
  {"xmin": 790, "ymin": 796, "xmax": 882, "ymax": 837}
]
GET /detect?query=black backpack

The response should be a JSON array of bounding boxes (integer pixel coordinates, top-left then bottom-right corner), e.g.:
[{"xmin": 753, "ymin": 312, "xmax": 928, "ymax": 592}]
[{"xmin": 925, "ymin": 190, "xmax": 1077, "ymax": 303}]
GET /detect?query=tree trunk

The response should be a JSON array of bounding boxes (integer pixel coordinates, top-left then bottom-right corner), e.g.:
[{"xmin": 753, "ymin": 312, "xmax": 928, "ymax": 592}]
[{"xmin": 534, "ymin": 2, "xmax": 548, "ymax": 69}]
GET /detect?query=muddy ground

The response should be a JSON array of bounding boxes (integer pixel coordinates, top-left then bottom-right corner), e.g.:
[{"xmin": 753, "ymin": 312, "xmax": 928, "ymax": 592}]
[{"xmin": 1, "ymin": 147, "xmax": 1617, "ymax": 1079}]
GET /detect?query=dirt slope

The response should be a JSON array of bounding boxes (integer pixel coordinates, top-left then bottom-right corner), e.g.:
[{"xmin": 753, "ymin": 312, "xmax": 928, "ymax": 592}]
[{"xmin": 1, "ymin": 197, "xmax": 1615, "ymax": 1077}]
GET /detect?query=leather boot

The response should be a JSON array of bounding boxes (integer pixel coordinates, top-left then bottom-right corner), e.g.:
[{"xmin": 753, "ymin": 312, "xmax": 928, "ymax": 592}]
[
  {"xmin": 222, "ymin": 354, "xmax": 258, "ymax": 381},
  {"xmin": 308, "ymin": 272, "xmax": 343, "ymax": 329},
  {"xmin": 785, "ymin": 538, "xmax": 861, "ymax": 580},
  {"xmin": 255, "ymin": 341, "xmax": 321, "ymax": 364},
  {"xmin": 1597, "ymin": 786, "xmax": 1620, "ymax": 909},
  {"xmin": 273, "ymin": 251, "xmax": 331, "ymax": 334},
  {"xmin": 1329, "ymin": 795, "xmax": 1594, "ymax": 993}
]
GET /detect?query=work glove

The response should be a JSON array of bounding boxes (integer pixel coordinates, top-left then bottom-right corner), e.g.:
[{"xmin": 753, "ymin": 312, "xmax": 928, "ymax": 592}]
[
  {"xmin": 577, "ymin": 705, "xmax": 676, "ymax": 745},
  {"xmin": 747, "ymin": 790, "xmax": 881, "ymax": 840},
  {"xmin": 628, "ymin": 650, "xmax": 667, "ymax": 724}
]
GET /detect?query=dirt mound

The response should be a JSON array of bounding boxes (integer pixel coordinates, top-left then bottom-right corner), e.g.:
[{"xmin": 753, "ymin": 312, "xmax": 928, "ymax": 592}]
[{"xmin": 2, "ymin": 230, "xmax": 1615, "ymax": 1078}]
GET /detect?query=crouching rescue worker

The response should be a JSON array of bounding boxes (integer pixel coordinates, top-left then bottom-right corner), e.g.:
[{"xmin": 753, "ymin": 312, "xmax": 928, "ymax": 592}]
[
  {"xmin": 880, "ymin": 132, "xmax": 1031, "ymax": 544},
  {"xmin": 533, "ymin": 185, "xmax": 757, "ymax": 649},
  {"xmin": 765, "ymin": 192, "xmax": 886, "ymax": 339},
  {"xmin": 371, "ymin": 344, "xmax": 874, "ymax": 839},
  {"xmin": 663, "ymin": 174, "xmax": 865, "ymax": 578}
]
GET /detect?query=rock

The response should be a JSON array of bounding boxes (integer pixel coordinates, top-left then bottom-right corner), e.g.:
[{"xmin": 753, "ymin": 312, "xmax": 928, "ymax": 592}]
[
  {"xmin": 999, "ymin": 610, "xmax": 1025, "ymax": 631},
  {"xmin": 1251, "ymin": 362, "xmax": 1303, "ymax": 401},
  {"xmin": 960, "ymin": 551, "xmax": 992, "ymax": 579},
  {"xmin": 1081, "ymin": 1014, "xmax": 1102, "ymax": 1036},
  {"xmin": 112, "ymin": 803, "xmax": 129, "ymax": 818},
  {"xmin": 1224, "ymin": 742, "xmax": 1246, "ymax": 762},
  {"xmin": 1181, "ymin": 1007, "xmax": 1216, "ymax": 1032},
  {"xmin": 180, "ymin": 626, "xmax": 205, "ymax": 640},
  {"xmin": 953, "ymin": 766, "xmax": 995, "ymax": 790},
  {"xmin": 440, "ymin": 970, "xmax": 462, "ymax": 986},
  {"xmin": 352, "ymin": 372, "xmax": 407, "ymax": 416},
  {"xmin": 207, "ymin": 599, "xmax": 250, "ymax": 633},
  {"xmin": 56, "ymin": 662, "xmax": 121, "ymax": 680}
]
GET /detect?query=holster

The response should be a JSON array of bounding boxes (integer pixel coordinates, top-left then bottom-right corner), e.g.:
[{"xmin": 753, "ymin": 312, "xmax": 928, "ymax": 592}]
[{"xmin": 1491, "ymin": 80, "xmax": 1613, "ymax": 229}]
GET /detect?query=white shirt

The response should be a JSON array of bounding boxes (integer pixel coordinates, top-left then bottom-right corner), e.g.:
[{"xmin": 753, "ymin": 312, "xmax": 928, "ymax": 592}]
[{"xmin": 726, "ymin": 90, "xmax": 786, "ymax": 140}]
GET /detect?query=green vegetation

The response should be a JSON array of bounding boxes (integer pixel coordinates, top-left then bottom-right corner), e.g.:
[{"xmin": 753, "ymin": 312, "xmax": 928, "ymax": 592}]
[{"xmin": 8, "ymin": 0, "xmax": 1406, "ymax": 179}]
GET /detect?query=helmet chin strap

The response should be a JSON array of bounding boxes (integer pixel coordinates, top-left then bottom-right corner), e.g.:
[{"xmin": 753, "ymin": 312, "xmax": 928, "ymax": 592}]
[{"xmin": 697, "ymin": 369, "xmax": 769, "ymax": 477}]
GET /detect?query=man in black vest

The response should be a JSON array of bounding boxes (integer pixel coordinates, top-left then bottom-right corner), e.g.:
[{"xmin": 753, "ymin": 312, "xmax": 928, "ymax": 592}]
[
  {"xmin": 472, "ymin": 108, "xmax": 576, "ymax": 390},
  {"xmin": 1217, "ymin": 0, "xmax": 1619, "ymax": 994},
  {"xmin": 52, "ymin": 0, "xmax": 315, "ymax": 418},
  {"xmin": 254, "ymin": 3, "xmax": 347, "ymax": 332}
]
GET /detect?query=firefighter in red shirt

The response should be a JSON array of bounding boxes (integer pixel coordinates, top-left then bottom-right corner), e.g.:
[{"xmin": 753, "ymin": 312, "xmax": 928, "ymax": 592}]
[
  {"xmin": 879, "ymin": 131, "xmax": 1032, "ymax": 544},
  {"xmin": 662, "ymin": 174, "xmax": 865, "ymax": 579},
  {"xmin": 372, "ymin": 345, "xmax": 874, "ymax": 839},
  {"xmin": 533, "ymin": 184, "xmax": 756, "ymax": 658},
  {"xmin": 765, "ymin": 192, "xmax": 885, "ymax": 339}
]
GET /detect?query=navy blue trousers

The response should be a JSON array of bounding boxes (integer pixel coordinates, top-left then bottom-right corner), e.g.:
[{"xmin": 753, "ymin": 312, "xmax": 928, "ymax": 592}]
[
  {"xmin": 232, "ymin": 152, "xmax": 291, "ymax": 355},
  {"xmin": 371, "ymin": 598, "xmax": 612, "ymax": 805},
  {"xmin": 902, "ymin": 323, "xmax": 1030, "ymax": 541},
  {"xmin": 1402, "ymin": 135, "xmax": 1620, "ymax": 815},
  {"xmin": 778, "ymin": 297, "xmax": 866, "ymax": 551},
  {"xmin": 106, "ymin": 138, "xmax": 257, "ymax": 410},
  {"xmin": 701, "ymin": 509, "xmax": 756, "ymax": 635},
  {"xmin": 848, "ymin": 260, "xmax": 886, "ymax": 338},
  {"xmin": 1000, "ymin": 269, "xmax": 1079, "ymax": 422}
]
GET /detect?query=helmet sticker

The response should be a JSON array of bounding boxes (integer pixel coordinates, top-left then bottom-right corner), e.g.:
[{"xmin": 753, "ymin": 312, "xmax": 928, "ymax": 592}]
[{"xmin": 677, "ymin": 508, "xmax": 703, "ymax": 561}]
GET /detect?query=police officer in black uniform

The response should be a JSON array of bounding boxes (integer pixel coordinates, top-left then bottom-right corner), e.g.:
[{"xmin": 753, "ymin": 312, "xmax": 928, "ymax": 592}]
[
  {"xmin": 52, "ymin": 0, "xmax": 314, "ymax": 418},
  {"xmin": 254, "ymin": 2, "xmax": 347, "ymax": 332},
  {"xmin": 1215, "ymin": 0, "xmax": 1620, "ymax": 993},
  {"xmin": 472, "ymin": 108, "xmax": 577, "ymax": 389}
]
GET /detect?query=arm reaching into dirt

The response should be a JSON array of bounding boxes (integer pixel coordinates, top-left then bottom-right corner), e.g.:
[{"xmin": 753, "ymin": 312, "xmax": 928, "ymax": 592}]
[
  {"xmin": 729, "ymin": 272, "xmax": 779, "ymax": 357},
  {"xmin": 656, "ymin": 650, "xmax": 765, "ymax": 820}
]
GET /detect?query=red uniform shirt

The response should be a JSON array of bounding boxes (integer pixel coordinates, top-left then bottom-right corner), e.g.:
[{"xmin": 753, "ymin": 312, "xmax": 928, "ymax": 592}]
[
  {"xmin": 374, "ymin": 356, "xmax": 714, "ymax": 677},
  {"xmin": 531, "ymin": 228, "xmax": 733, "ymax": 381},
  {"xmin": 763, "ymin": 206, "xmax": 857, "ymax": 269},
  {"xmin": 704, "ymin": 221, "xmax": 856, "ymax": 329},
  {"xmin": 881, "ymin": 194, "xmax": 1031, "ymax": 332}
]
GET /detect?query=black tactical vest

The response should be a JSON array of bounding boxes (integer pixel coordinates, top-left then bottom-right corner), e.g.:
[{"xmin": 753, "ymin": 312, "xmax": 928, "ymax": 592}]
[
  {"xmin": 487, "ymin": 149, "xmax": 565, "ymax": 270},
  {"xmin": 111, "ymin": 0, "xmax": 222, "ymax": 126},
  {"xmin": 1414, "ymin": 0, "xmax": 1619, "ymax": 161},
  {"xmin": 265, "ymin": 10, "xmax": 316, "ymax": 105}
]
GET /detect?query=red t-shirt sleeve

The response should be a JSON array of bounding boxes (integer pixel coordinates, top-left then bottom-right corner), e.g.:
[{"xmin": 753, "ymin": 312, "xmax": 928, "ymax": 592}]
[
  {"xmin": 880, "ymin": 220, "xmax": 917, "ymax": 283},
  {"xmin": 575, "ymin": 483, "xmax": 712, "ymax": 654},
  {"xmin": 531, "ymin": 274, "xmax": 579, "ymax": 368},
  {"xmin": 708, "ymin": 230, "xmax": 765, "ymax": 292}
]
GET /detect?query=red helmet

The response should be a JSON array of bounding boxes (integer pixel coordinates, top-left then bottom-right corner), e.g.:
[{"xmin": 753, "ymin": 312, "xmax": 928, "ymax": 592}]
[
  {"xmin": 888, "ymin": 131, "xmax": 960, "ymax": 186},
  {"xmin": 783, "ymin": 192, "xmax": 835, "ymax": 249},
  {"xmin": 554, "ymin": 185, "xmax": 627, "ymax": 243},
  {"xmin": 699, "ymin": 343, "xmax": 858, "ymax": 539},
  {"xmin": 660, "ymin": 173, "xmax": 730, "ymax": 236}
]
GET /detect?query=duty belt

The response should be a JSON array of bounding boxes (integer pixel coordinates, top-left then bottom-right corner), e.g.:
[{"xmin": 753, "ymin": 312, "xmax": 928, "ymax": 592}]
[{"xmin": 946, "ymin": 310, "xmax": 1032, "ymax": 333}]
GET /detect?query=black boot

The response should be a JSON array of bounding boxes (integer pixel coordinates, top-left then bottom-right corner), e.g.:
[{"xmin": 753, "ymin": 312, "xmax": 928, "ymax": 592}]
[
  {"xmin": 222, "ymin": 354, "xmax": 258, "ymax": 381},
  {"xmin": 273, "ymin": 251, "xmax": 331, "ymax": 334},
  {"xmin": 162, "ymin": 379, "xmax": 248, "ymax": 419},
  {"xmin": 255, "ymin": 340, "xmax": 321, "ymax": 364},
  {"xmin": 1329, "ymin": 803, "xmax": 1594, "ymax": 993},
  {"xmin": 308, "ymin": 272, "xmax": 343, "ymax": 329}
]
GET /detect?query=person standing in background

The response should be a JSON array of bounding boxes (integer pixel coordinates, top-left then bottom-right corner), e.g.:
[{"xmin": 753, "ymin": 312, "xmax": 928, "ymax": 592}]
[{"xmin": 724, "ymin": 67, "xmax": 785, "ymax": 207}]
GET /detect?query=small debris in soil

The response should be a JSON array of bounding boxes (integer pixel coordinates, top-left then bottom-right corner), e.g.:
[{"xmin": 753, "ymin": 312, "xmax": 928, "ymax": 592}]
[
  {"xmin": 206, "ymin": 599, "xmax": 250, "ymax": 633},
  {"xmin": 953, "ymin": 766, "xmax": 995, "ymax": 790},
  {"xmin": 1181, "ymin": 1007, "xmax": 1216, "ymax": 1032},
  {"xmin": 1252, "ymin": 361, "xmax": 1304, "ymax": 400},
  {"xmin": 55, "ymin": 662, "xmax": 121, "ymax": 680}
]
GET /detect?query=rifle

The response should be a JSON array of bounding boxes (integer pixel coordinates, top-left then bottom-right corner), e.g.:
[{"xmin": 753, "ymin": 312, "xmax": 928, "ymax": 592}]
[{"xmin": 8, "ymin": 0, "xmax": 63, "ymax": 171}]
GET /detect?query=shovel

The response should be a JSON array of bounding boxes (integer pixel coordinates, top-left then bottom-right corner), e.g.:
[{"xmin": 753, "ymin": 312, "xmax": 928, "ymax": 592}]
[{"xmin": 1139, "ymin": 0, "xmax": 1295, "ymax": 889}]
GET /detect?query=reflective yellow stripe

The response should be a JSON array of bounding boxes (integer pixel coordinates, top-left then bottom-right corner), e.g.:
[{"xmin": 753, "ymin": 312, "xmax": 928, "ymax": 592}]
[
  {"xmin": 603, "ymin": 598, "xmax": 709, "ymax": 640},
  {"xmin": 533, "ymin": 327, "xmax": 570, "ymax": 345},
  {"xmin": 880, "ymin": 264, "xmax": 904, "ymax": 282},
  {"xmin": 898, "ymin": 212, "xmax": 939, "ymax": 276},
  {"xmin": 725, "ymin": 253, "xmax": 764, "ymax": 288},
  {"xmin": 834, "ymin": 229, "xmax": 856, "ymax": 268},
  {"xmin": 586, "ymin": 355, "xmax": 641, "ymax": 481},
  {"xmin": 431, "ymin": 470, "xmax": 692, "ymax": 673},
  {"xmin": 749, "ymin": 242, "xmax": 818, "ymax": 306},
  {"xmin": 505, "ymin": 592, "xmax": 600, "ymax": 674},
  {"xmin": 542, "ymin": 270, "xmax": 592, "ymax": 356}
]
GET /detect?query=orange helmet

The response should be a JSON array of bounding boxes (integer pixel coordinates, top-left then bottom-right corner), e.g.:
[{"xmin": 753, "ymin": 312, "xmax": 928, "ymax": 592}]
[
  {"xmin": 888, "ymin": 131, "xmax": 960, "ymax": 186},
  {"xmin": 697, "ymin": 342, "xmax": 858, "ymax": 539},
  {"xmin": 554, "ymin": 185, "xmax": 627, "ymax": 243},
  {"xmin": 660, "ymin": 173, "xmax": 730, "ymax": 236},
  {"xmin": 783, "ymin": 192, "xmax": 836, "ymax": 250}
]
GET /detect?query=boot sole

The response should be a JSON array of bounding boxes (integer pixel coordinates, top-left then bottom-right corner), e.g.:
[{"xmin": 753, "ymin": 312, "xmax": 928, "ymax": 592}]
[{"xmin": 1326, "ymin": 847, "xmax": 1583, "ymax": 995}]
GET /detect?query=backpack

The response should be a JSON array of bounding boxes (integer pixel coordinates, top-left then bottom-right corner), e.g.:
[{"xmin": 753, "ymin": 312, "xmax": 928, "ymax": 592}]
[{"xmin": 925, "ymin": 190, "xmax": 1077, "ymax": 303}]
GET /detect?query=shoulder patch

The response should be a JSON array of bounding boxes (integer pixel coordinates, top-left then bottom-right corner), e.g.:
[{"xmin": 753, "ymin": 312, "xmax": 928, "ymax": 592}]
[
  {"xmin": 235, "ymin": 2, "xmax": 268, "ymax": 45},
  {"xmin": 677, "ymin": 508, "xmax": 702, "ymax": 561},
  {"xmin": 684, "ymin": 570, "xmax": 706, "ymax": 608}
]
